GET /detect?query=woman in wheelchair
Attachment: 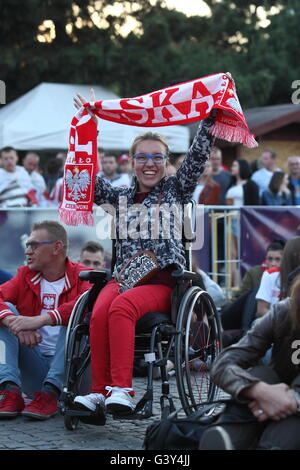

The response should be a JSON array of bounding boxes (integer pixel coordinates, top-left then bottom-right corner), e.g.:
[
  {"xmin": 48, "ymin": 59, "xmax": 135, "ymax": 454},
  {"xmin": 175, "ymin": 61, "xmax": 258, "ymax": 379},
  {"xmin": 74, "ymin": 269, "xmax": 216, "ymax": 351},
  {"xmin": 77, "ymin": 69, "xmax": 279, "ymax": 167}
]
[{"xmin": 72, "ymin": 90, "xmax": 217, "ymax": 420}]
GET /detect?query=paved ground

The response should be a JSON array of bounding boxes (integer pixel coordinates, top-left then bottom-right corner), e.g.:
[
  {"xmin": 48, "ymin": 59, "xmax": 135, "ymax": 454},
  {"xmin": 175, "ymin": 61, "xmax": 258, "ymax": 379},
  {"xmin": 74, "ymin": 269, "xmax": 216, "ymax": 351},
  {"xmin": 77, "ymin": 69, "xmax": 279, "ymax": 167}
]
[{"xmin": 0, "ymin": 376, "xmax": 184, "ymax": 451}]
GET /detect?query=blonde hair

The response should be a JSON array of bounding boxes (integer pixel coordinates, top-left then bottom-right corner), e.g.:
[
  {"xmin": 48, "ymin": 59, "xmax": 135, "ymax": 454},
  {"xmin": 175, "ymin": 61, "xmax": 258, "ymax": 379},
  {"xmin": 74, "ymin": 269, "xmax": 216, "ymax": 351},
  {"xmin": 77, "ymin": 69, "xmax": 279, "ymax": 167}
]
[{"xmin": 129, "ymin": 132, "xmax": 169, "ymax": 157}]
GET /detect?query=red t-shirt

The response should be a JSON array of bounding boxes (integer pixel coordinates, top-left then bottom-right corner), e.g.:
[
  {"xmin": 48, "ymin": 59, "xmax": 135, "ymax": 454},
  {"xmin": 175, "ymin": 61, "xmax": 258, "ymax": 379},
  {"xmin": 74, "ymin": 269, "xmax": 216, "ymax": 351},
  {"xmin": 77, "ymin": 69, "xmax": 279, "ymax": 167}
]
[{"xmin": 133, "ymin": 192, "xmax": 177, "ymax": 288}]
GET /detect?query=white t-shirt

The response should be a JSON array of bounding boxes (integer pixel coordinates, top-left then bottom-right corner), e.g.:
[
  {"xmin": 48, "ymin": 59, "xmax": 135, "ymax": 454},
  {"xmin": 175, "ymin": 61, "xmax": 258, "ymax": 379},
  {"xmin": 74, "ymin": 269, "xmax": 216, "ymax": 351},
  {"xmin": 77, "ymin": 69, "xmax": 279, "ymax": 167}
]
[
  {"xmin": 251, "ymin": 168, "xmax": 281, "ymax": 196},
  {"xmin": 0, "ymin": 166, "xmax": 33, "ymax": 207},
  {"xmin": 99, "ymin": 173, "xmax": 132, "ymax": 187},
  {"xmin": 255, "ymin": 270, "xmax": 280, "ymax": 306},
  {"xmin": 38, "ymin": 277, "xmax": 65, "ymax": 356},
  {"xmin": 225, "ymin": 184, "xmax": 244, "ymax": 206},
  {"xmin": 27, "ymin": 170, "xmax": 46, "ymax": 202}
]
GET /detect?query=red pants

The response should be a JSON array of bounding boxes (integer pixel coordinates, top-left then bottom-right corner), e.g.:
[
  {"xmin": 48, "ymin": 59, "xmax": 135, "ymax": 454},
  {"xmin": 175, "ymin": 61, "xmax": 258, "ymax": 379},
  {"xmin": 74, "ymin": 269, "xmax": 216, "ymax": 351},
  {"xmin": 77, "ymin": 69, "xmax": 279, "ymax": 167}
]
[{"xmin": 90, "ymin": 279, "xmax": 172, "ymax": 395}]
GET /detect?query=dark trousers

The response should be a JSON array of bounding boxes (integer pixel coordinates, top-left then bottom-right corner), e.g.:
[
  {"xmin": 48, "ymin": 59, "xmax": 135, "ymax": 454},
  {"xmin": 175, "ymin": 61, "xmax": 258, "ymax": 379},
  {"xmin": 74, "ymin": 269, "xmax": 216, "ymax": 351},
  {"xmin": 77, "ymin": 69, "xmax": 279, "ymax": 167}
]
[
  {"xmin": 216, "ymin": 366, "xmax": 300, "ymax": 450},
  {"xmin": 221, "ymin": 288, "xmax": 258, "ymax": 332}
]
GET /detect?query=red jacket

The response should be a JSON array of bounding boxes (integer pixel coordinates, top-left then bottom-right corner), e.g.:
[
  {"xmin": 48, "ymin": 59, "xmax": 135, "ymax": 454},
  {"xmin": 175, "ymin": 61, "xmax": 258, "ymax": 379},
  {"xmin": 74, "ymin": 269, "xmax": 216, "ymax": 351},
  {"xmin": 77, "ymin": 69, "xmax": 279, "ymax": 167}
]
[
  {"xmin": 198, "ymin": 179, "xmax": 221, "ymax": 205},
  {"xmin": 0, "ymin": 259, "xmax": 91, "ymax": 327}
]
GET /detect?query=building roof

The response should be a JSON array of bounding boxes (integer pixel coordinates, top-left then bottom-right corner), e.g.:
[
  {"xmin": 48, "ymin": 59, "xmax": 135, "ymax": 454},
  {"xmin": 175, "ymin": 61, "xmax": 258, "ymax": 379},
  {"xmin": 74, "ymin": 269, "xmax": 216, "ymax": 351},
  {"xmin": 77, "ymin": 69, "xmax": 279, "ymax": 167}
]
[{"xmin": 245, "ymin": 103, "xmax": 300, "ymax": 135}]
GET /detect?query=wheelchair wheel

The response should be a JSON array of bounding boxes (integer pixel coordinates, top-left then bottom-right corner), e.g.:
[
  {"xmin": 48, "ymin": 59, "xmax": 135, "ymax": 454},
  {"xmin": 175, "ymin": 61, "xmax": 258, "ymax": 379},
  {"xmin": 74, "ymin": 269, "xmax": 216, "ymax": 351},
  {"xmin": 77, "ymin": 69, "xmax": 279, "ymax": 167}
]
[
  {"xmin": 64, "ymin": 414, "xmax": 80, "ymax": 431},
  {"xmin": 62, "ymin": 290, "xmax": 91, "ymax": 430},
  {"xmin": 64, "ymin": 290, "xmax": 91, "ymax": 387},
  {"xmin": 175, "ymin": 286, "xmax": 222, "ymax": 415}
]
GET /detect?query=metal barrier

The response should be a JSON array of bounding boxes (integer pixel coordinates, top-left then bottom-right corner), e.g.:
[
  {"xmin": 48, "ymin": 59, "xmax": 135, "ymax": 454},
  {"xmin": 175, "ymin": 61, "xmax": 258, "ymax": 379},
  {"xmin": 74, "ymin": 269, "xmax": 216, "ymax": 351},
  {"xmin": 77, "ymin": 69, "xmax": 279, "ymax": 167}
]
[{"xmin": 208, "ymin": 206, "xmax": 241, "ymax": 299}]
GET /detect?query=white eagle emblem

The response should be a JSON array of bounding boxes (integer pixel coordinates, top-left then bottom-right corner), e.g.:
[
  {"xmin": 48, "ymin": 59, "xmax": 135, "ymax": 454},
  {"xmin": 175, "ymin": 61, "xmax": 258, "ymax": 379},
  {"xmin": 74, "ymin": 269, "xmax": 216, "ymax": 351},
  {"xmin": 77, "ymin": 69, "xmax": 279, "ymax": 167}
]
[
  {"xmin": 65, "ymin": 169, "xmax": 91, "ymax": 201},
  {"xmin": 226, "ymin": 97, "xmax": 243, "ymax": 115},
  {"xmin": 44, "ymin": 296, "xmax": 55, "ymax": 309}
]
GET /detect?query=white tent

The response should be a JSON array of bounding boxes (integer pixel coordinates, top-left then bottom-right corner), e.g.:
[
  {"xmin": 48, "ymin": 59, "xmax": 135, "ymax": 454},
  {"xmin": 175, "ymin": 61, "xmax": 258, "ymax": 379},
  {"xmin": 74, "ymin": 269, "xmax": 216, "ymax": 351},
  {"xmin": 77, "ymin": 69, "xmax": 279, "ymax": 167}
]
[{"xmin": 0, "ymin": 82, "xmax": 190, "ymax": 153}]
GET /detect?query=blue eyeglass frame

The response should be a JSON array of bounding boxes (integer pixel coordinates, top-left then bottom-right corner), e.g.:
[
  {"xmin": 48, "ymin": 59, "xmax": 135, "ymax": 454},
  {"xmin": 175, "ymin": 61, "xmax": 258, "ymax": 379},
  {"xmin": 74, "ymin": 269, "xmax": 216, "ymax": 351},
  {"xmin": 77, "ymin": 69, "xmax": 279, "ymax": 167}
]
[
  {"xmin": 132, "ymin": 153, "xmax": 167, "ymax": 164},
  {"xmin": 25, "ymin": 240, "xmax": 56, "ymax": 251}
]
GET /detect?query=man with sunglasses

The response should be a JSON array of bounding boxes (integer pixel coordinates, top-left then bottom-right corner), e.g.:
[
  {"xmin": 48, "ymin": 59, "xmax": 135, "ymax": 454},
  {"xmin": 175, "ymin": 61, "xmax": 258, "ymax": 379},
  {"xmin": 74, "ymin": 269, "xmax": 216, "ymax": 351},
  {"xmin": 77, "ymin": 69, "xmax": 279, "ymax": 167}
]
[{"xmin": 0, "ymin": 220, "xmax": 90, "ymax": 420}]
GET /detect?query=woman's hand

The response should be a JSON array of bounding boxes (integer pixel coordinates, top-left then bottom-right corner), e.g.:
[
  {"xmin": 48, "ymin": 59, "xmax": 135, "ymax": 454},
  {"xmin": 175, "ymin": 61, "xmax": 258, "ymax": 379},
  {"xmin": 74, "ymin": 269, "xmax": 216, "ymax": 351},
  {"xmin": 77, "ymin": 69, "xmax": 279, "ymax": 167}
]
[
  {"xmin": 225, "ymin": 72, "xmax": 236, "ymax": 91},
  {"xmin": 244, "ymin": 381, "xmax": 298, "ymax": 422},
  {"xmin": 73, "ymin": 88, "xmax": 98, "ymax": 123}
]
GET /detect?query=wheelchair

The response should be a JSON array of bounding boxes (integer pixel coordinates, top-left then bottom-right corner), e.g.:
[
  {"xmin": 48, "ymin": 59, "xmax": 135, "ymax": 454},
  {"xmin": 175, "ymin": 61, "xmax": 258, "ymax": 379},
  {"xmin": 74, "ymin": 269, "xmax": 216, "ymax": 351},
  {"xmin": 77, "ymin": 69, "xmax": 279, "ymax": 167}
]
[{"xmin": 60, "ymin": 201, "xmax": 223, "ymax": 430}]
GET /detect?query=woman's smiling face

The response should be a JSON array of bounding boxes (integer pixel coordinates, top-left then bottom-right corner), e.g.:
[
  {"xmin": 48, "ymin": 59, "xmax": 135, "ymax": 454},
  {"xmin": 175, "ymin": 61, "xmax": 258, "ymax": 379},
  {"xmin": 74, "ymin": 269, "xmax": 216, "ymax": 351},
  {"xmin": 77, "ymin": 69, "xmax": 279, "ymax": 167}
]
[{"xmin": 132, "ymin": 139, "xmax": 167, "ymax": 192}]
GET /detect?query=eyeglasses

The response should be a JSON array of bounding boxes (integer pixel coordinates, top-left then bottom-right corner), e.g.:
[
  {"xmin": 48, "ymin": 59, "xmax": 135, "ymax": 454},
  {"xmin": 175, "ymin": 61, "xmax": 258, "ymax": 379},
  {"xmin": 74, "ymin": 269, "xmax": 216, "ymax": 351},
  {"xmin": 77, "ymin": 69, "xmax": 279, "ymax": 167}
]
[
  {"xmin": 132, "ymin": 153, "xmax": 167, "ymax": 165},
  {"xmin": 25, "ymin": 241, "xmax": 56, "ymax": 251}
]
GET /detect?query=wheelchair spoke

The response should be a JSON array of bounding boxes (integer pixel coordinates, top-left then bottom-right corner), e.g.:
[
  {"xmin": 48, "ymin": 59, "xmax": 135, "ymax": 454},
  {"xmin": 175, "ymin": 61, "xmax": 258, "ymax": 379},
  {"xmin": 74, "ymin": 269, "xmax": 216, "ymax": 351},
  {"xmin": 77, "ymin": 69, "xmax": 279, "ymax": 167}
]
[{"xmin": 175, "ymin": 288, "xmax": 223, "ymax": 415}]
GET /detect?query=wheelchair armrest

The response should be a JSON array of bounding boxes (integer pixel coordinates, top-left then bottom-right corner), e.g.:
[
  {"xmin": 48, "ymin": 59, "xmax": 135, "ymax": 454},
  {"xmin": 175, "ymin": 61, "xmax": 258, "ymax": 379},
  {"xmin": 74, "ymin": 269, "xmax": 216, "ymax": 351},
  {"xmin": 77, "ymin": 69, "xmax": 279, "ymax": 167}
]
[
  {"xmin": 79, "ymin": 270, "xmax": 110, "ymax": 284},
  {"xmin": 171, "ymin": 268, "xmax": 203, "ymax": 285}
]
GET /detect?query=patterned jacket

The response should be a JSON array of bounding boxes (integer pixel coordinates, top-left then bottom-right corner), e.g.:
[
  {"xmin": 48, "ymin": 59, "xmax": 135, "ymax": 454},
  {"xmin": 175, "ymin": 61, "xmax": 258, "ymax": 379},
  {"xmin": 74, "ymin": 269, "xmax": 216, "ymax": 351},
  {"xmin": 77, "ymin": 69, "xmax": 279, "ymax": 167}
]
[{"xmin": 94, "ymin": 117, "xmax": 215, "ymax": 278}]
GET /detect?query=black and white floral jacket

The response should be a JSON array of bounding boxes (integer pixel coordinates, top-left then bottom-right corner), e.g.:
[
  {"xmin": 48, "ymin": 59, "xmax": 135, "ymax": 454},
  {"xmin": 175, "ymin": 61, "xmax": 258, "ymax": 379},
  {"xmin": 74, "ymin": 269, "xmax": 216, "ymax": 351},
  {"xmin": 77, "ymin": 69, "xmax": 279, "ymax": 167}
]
[{"xmin": 94, "ymin": 116, "xmax": 215, "ymax": 278}]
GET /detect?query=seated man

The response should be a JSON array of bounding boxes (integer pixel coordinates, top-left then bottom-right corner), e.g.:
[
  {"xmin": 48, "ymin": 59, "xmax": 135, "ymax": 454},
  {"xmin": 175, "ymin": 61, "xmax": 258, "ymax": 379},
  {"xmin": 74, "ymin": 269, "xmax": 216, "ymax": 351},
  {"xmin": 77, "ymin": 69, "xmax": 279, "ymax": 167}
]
[
  {"xmin": 220, "ymin": 240, "xmax": 284, "ymax": 333},
  {"xmin": 79, "ymin": 241, "xmax": 106, "ymax": 270},
  {"xmin": 0, "ymin": 221, "xmax": 90, "ymax": 420},
  {"xmin": 255, "ymin": 236, "xmax": 300, "ymax": 317},
  {"xmin": 238, "ymin": 240, "xmax": 284, "ymax": 298}
]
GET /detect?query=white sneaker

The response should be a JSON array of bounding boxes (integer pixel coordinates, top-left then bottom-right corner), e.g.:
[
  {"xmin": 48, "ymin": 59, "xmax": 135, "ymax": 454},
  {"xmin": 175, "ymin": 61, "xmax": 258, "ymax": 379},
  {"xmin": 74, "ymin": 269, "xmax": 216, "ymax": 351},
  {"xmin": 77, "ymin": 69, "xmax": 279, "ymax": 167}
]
[
  {"xmin": 105, "ymin": 387, "xmax": 135, "ymax": 414},
  {"xmin": 74, "ymin": 393, "xmax": 106, "ymax": 412}
]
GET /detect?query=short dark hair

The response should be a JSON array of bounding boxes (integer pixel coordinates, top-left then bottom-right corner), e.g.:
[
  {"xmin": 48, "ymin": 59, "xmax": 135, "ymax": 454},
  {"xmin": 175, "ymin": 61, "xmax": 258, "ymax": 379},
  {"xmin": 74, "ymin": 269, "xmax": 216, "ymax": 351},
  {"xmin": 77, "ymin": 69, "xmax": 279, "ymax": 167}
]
[
  {"xmin": 32, "ymin": 220, "xmax": 68, "ymax": 253},
  {"xmin": 266, "ymin": 239, "xmax": 285, "ymax": 253},
  {"xmin": 81, "ymin": 241, "xmax": 104, "ymax": 255},
  {"xmin": 263, "ymin": 149, "xmax": 277, "ymax": 159},
  {"xmin": 0, "ymin": 146, "xmax": 17, "ymax": 157},
  {"xmin": 168, "ymin": 154, "xmax": 184, "ymax": 166},
  {"xmin": 103, "ymin": 154, "xmax": 117, "ymax": 161}
]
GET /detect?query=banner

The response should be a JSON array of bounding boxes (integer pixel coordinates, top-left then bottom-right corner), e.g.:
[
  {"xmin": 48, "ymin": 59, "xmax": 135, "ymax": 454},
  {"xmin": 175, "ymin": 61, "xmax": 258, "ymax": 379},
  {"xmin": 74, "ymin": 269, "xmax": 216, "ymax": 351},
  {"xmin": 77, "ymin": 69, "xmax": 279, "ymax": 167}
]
[{"xmin": 240, "ymin": 207, "xmax": 300, "ymax": 275}]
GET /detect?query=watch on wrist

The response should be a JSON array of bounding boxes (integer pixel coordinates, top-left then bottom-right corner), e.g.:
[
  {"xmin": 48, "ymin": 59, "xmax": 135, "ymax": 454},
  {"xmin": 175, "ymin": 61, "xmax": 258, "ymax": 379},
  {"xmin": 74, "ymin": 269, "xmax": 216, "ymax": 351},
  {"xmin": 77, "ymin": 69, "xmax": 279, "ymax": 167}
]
[{"xmin": 292, "ymin": 390, "xmax": 300, "ymax": 412}]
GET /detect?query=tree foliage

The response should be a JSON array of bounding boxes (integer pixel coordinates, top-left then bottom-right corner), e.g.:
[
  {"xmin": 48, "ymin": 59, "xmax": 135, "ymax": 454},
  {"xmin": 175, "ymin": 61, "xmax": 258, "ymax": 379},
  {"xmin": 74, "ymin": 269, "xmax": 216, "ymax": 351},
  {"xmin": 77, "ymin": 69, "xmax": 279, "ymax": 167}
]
[{"xmin": 1, "ymin": 0, "xmax": 299, "ymax": 108}]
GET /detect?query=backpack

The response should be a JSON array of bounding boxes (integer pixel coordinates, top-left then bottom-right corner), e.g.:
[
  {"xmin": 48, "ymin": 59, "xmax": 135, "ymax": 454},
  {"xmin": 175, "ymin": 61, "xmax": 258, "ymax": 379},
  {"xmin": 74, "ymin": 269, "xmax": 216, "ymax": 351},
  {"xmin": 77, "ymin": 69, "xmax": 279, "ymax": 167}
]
[{"xmin": 143, "ymin": 401, "xmax": 230, "ymax": 450}]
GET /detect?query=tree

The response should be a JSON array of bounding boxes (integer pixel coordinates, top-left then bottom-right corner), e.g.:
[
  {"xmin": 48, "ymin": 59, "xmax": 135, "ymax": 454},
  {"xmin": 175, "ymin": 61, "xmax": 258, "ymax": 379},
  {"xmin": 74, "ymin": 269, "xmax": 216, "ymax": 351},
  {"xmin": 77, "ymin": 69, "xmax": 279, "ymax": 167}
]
[{"xmin": 1, "ymin": 0, "xmax": 299, "ymax": 108}]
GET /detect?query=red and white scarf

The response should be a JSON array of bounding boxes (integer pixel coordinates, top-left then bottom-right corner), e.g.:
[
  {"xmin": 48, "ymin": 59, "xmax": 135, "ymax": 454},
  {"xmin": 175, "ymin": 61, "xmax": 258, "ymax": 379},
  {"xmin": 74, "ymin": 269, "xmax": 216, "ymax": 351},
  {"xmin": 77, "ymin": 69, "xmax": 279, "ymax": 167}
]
[{"xmin": 59, "ymin": 72, "xmax": 257, "ymax": 226}]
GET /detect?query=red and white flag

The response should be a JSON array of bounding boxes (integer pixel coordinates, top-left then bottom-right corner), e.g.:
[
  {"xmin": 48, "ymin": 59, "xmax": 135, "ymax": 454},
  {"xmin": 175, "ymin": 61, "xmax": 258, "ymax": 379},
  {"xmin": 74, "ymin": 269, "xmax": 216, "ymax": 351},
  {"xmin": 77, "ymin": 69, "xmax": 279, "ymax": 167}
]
[{"xmin": 59, "ymin": 73, "xmax": 257, "ymax": 226}]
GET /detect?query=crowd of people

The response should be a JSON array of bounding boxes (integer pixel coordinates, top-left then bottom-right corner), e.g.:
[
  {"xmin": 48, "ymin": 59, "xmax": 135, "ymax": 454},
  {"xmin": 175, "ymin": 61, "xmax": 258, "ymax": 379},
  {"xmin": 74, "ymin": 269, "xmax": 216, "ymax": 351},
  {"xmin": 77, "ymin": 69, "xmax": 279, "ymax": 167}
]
[
  {"xmin": 0, "ymin": 146, "xmax": 134, "ymax": 207},
  {"xmin": 1, "ymin": 143, "xmax": 300, "ymax": 209}
]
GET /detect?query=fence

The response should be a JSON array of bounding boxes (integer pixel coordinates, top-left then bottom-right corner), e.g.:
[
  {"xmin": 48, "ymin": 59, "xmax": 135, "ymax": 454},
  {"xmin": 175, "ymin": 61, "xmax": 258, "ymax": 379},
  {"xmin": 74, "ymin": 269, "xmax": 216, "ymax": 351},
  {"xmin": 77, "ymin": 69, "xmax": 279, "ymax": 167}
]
[
  {"xmin": 204, "ymin": 205, "xmax": 300, "ymax": 300},
  {"xmin": 1, "ymin": 206, "xmax": 299, "ymax": 300}
]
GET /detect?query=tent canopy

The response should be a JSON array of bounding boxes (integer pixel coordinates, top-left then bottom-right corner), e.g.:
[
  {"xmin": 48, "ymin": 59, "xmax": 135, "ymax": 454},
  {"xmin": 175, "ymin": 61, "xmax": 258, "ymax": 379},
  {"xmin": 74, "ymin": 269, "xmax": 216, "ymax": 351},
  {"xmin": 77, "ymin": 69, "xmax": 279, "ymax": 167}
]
[{"xmin": 0, "ymin": 82, "xmax": 190, "ymax": 153}]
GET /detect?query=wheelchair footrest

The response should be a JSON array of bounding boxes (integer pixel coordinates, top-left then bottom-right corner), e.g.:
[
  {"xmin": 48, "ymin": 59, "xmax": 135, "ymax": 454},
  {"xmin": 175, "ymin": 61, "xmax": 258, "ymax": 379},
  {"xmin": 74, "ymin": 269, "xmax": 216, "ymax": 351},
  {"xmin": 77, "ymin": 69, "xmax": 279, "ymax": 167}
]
[
  {"xmin": 64, "ymin": 405, "xmax": 106, "ymax": 426},
  {"xmin": 112, "ymin": 410, "xmax": 152, "ymax": 420}
]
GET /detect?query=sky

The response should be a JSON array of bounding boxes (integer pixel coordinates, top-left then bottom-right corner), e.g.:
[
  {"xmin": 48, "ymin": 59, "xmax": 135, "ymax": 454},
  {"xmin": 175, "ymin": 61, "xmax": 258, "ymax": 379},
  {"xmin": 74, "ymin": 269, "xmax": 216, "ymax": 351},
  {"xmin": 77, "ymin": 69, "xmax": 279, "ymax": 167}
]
[
  {"xmin": 37, "ymin": 1, "xmax": 276, "ymax": 43},
  {"xmin": 165, "ymin": 0, "xmax": 211, "ymax": 17}
]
